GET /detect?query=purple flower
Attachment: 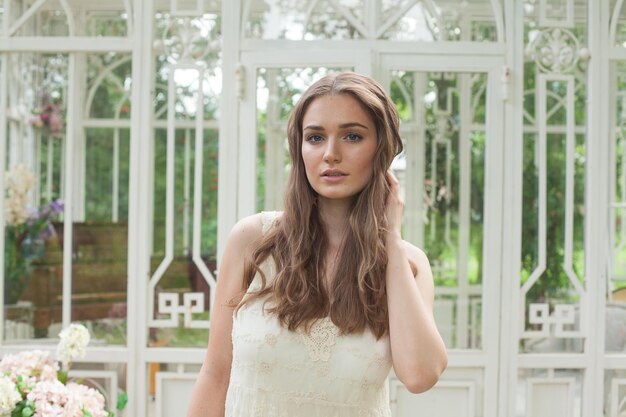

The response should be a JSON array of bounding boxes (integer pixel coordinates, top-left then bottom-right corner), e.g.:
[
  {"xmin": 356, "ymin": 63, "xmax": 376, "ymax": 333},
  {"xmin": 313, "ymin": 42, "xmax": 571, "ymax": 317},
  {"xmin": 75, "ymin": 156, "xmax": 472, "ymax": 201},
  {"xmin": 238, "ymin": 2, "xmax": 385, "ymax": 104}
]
[
  {"xmin": 49, "ymin": 199, "xmax": 64, "ymax": 214},
  {"xmin": 22, "ymin": 199, "xmax": 64, "ymax": 240}
]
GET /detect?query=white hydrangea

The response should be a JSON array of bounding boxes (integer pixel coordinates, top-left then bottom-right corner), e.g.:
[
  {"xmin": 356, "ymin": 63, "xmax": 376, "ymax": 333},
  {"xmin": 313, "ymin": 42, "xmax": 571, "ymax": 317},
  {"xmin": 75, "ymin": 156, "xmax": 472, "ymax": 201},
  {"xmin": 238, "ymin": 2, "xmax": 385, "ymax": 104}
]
[
  {"xmin": 0, "ymin": 375, "xmax": 22, "ymax": 416},
  {"xmin": 0, "ymin": 350, "xmax": 59, "ymax": 393},
  {"xmin": 66, "ymin": 383, "xmax": 108, "ymax": 417},
  {"xmin": 4, "ymin": 164, "xmax": 36, "ymax": 227},
  {"xmin": 56, "ymin": 324, "xmax": 90, "ymax": 368},
  {"xmin": 26, "ymin": 379, "xmax": 69, "ymax": 417}
]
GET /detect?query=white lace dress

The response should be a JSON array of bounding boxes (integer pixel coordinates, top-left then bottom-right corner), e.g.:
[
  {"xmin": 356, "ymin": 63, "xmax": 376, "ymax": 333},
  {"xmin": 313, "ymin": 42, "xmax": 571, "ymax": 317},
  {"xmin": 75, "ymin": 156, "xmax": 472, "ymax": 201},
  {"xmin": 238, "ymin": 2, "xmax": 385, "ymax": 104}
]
[{"xmin": 224, "ymin": 212, "xmax": 392, "ymax": 417}]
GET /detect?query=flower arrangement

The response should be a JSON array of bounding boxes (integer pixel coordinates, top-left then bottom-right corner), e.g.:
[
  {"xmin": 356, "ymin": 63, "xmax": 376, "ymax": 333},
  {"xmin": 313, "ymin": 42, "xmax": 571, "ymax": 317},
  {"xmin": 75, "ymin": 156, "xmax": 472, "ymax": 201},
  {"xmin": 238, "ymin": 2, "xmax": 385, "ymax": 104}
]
[
  {"xmin": 5, "ymin": 165, "xmax": 37, "ymax": 229},
  {"xmin": 0, "ymin": 324, "xmax": 125, "ymax": 417},
  {"xmin": 29, "ymin": 91, "xmax": 64, "ymax": 137},
  {"xmin": 4, "ymin": 164, "xmax": 64, "ymax": 305}
]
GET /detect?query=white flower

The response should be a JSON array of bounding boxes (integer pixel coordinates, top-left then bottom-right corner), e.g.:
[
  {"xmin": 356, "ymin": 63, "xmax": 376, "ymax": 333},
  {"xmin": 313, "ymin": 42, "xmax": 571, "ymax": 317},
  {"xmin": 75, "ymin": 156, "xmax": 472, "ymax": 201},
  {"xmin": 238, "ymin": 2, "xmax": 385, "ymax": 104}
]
[
  {"xmin": 56, "ymin": 324, "xmax": 90, "ymax": 368},
  {"xmin": 4, "ymin": 164, "xmax": 36, "ymax": 227},
  {"xmin": 0, "ymin": 375, "xmax": 22, "ymax": 416}
]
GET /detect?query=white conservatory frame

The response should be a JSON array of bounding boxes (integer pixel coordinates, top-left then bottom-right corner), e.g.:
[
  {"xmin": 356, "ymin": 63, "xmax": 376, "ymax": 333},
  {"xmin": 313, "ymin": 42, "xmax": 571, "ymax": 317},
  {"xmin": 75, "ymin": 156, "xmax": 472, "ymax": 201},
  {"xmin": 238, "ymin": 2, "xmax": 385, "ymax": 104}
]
[{"xmin": 0, "ymin": 1, "xmax": 623, "ymax": 416}]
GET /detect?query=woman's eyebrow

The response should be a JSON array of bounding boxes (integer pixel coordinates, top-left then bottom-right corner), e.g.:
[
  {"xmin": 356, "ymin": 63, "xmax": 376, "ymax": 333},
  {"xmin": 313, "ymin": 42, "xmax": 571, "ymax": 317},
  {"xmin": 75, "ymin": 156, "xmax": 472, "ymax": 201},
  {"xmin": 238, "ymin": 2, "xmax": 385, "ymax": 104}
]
[
  {"xmin": 303, "ymin": 122, "xmax": 368, "ymax": 131},
  {"xmin": 339, "ymin": 122, "xmax": 368, "ymax": 129}
]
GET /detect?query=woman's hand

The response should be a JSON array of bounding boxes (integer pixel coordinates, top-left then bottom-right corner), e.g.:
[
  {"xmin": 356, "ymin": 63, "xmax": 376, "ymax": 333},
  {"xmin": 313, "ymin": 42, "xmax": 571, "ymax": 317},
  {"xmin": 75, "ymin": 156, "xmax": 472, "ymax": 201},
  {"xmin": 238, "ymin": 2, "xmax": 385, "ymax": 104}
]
[{"xmin": 385, "ymin": 169, "xmax": 404, "ymax": 239}]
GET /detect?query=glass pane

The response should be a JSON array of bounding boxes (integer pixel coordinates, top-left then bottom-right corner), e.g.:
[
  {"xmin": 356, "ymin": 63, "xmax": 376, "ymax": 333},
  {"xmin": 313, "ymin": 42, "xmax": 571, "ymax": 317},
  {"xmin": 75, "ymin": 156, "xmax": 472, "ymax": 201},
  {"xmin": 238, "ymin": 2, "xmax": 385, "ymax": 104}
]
[
  {"xmin": 337, "ymin": 0, "xmax": 364, "ymax": 21},
  {"xmin": 11, "ymin": 0, "xmax": 70, "ymax": 36},
  {"xmin": 255, "ymin": 66, "xmax": 351, "ymax": 212},
  {"xmin": 471, "ymin": 21, "xmax": 498, "ymax": 42},
  {"xmin": 49, "ymin": 52, "xmax": 133, "ymax": 346},
  {"xmin": 389, "ymin": 70, "xmax": 487, "ymax": 350},
  {"xmin": 605, "ymin": 369, "xmax": 626, "ymax": 417},
  {"xmin": 7, "ymin": 0, "xmax": 131, "ymax": 37},
  {"xmin": 520, "ymin": 11, "xmax": 588, "ymax": 353},
  {"xmin": 87, "ymin": 53, "xmax": 132, "ymax": 120},
  {"xmin": 154, "ymin": 14, "xmax": 222, "ymax": 121},
  {"xmin": 151, "ymin": 128, "xmax": 218, "ymax": 348},
  {"xmin": 381, "ymin": 0, "xmax": 498, "ymax": 42},
  {"xmin": 244, "ymin": 0, "xmax": 363, "ymax": 40},
  {"xmin": 85, "ymin": 2, "xmax": 132, "ymax": 37},
  {"xmin": 4, "ymin": 52, "xmax": 68, "ymax": 341},
  {"xmin": 381, "ymin": 0, "xmax": 415, "ymax": 23},
  {"xmin": 244, "ymin": 0, "xmax": 498, "ymax": 41},
  {"xmin": 149, "ymin": 11, "xmax": 221, "ymax": 348},
  {"xmin": 613, "ymin": 0, "xmax": 626, "ymax": 47}
]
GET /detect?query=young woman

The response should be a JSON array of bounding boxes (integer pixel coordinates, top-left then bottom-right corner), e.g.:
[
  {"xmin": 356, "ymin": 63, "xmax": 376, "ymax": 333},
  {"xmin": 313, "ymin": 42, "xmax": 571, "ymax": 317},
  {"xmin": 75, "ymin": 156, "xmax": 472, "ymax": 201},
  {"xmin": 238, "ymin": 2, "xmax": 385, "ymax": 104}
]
[{"xmin": 187, "ymin": 72, "xmax": 447, "ymax": 417}]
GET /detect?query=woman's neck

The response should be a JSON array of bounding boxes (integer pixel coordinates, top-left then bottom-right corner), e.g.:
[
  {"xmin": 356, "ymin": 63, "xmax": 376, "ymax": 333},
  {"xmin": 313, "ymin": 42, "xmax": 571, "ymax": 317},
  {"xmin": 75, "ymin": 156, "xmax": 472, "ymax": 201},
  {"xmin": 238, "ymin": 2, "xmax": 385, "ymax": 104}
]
[{"xmin": 317, "ymin": 198, "xmax": 350, "ymax": 247}]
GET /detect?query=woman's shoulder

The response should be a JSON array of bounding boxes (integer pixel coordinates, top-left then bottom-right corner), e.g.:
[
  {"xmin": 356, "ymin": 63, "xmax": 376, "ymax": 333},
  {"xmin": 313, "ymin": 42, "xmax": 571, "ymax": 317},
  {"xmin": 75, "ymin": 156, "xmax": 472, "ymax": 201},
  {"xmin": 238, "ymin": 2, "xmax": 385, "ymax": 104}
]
[{"xmin": 228, "ymin": 211, "xmax": 284, "ymax": 248}]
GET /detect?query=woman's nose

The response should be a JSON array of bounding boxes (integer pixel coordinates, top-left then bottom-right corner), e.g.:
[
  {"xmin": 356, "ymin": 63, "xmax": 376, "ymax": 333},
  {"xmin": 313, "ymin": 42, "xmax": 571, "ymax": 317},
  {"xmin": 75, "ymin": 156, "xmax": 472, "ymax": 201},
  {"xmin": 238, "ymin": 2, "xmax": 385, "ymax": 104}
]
[{"xmin": 323, "ymin": 137, "xmax": 341, "ymax": 163}]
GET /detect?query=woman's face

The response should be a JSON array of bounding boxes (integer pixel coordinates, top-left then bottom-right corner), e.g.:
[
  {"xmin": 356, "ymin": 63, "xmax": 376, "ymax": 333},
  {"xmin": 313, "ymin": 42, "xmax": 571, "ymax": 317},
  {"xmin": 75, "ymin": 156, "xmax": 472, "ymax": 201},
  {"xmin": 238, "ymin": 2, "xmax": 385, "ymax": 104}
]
[{"xmin": 301, "ymin": 94, "xmax": 378, "ymax": 202}]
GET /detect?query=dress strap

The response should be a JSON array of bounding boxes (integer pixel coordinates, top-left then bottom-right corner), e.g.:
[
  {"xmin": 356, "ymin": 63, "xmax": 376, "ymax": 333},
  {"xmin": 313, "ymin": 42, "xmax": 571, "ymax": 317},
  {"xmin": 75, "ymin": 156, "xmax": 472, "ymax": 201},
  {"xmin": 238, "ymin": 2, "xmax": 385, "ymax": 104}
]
[{"xmin": 260, "ymin": 211, "xmax": 280, "ymax": 235}]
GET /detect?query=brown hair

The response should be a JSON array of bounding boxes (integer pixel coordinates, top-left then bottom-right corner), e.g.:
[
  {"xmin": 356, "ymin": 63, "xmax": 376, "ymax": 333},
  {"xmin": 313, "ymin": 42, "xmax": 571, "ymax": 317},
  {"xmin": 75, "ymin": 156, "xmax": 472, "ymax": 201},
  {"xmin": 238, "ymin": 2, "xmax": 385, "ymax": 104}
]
[{"xmin": 239, "ymin": 72, "xmax": 404, "ymax": 338}]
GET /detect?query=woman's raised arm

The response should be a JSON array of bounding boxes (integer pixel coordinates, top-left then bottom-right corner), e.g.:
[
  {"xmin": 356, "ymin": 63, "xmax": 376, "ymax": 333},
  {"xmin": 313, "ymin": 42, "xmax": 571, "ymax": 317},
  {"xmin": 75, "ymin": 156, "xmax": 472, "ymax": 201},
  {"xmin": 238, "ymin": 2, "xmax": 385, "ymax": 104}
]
[{"xmin": 383, "ymin": 171, "xmax": 448, "ymax": 393}]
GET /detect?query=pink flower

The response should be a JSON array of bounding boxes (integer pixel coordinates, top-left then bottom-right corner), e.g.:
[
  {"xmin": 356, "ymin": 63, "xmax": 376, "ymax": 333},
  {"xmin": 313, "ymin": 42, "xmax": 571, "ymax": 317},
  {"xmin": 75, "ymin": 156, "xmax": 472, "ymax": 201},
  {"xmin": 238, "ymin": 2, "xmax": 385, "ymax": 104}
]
[
  {"xmin": 66, "ymin": 383, "xmax": 108, "ymax": 417},
  {"xmin": 26, "ymin": 380, "xmax": 69, "ymax": 417},
  {"xmin": 47, "ymin": 112, "xmax": 63, "ymax": 134},
  {"xmin": 0, "ymin": 324, "xmax": 121, "ymax": 416},
  {"xmin": 0, "ymin": 350, "xmax": 59, "ymax": 393},
  {"xmin": 29, "ymin": 115, "xmax": 44, "ymax": 128}
]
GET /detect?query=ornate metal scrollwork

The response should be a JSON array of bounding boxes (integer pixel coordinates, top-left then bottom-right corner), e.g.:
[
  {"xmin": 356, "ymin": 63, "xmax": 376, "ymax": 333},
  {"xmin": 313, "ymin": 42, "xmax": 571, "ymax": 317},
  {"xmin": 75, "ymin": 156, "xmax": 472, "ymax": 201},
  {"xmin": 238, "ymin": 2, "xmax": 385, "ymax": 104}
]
[
  {"xmin": 527, "ymin": 28, "xmax": 587, "ymax": 74},
  {"xmin": 156, "ymin": 292, "xmax": 209, "ymax": 328},
  {"xmin": 159, "ymin": 17, "xmax": 219, "ymax": 64}
]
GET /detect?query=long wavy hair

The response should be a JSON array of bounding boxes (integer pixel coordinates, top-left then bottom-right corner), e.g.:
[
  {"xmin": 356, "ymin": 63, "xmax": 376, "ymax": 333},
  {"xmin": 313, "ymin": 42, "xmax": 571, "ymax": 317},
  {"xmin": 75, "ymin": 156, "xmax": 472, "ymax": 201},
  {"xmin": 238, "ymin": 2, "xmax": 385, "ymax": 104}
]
[{"xmin": 238, "ymin": 72, "xmax": 405, "ymax": 339}]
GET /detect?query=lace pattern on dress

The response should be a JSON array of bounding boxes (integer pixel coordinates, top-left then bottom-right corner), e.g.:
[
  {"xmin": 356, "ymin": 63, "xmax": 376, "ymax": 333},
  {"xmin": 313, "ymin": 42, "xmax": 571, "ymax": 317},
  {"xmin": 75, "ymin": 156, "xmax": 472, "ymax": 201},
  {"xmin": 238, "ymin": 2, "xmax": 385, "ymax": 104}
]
[
  {"xmin": 261, "ymin": 211, "xmax": 280, "ymax": 234},
  {"xmin": 299, "ymin": 317, "xmax": 339, "ymax": 362}
]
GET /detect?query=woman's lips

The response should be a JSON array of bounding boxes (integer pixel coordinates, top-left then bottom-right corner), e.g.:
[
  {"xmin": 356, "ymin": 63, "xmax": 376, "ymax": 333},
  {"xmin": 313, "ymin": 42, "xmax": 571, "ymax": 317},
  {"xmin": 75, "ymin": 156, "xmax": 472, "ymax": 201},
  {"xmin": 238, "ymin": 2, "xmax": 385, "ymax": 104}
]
[{"xmin": 321, "ymin": 172, "xmax": 348, "ymax": 182}]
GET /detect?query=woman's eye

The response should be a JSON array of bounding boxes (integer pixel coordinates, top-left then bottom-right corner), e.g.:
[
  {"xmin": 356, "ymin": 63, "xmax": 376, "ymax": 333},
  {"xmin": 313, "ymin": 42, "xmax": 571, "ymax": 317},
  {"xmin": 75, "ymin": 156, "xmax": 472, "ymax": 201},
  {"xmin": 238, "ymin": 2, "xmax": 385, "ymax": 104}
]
[
  {"xmin": 306, "ymin": 135, "xmax": 323, "ymax": 143},
  {"xmin": 346, "ymin": 133, "xmax": 362, "ymax": 141}
]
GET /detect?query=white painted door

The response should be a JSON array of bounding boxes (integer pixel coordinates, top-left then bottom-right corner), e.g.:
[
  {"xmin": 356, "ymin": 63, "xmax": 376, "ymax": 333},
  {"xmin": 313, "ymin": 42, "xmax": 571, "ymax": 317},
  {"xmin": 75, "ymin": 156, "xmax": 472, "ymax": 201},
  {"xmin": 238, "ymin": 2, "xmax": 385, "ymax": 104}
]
[
  {"xmin": 380, "ymin": 54, "xmax": 504, "ymax": 417},
  {"xmin": 236, "ymin": 51, "xmax": 505, "ymax": 417}
]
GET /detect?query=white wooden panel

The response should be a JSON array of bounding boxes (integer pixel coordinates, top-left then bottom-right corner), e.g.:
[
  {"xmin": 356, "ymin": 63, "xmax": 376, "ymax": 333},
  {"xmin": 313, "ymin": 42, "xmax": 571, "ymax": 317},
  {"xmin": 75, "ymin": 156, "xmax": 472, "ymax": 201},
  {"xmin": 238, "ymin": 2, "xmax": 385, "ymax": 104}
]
[
  {"xmin": 391, "ymin": 380, "xmax": 475, "ymax": 417},
  {"xmin": 155, "ymin": 372, "xmax": 197, "ymax": 417},
  {"xmin": 611, "ymin": 378, "xmax": 626, "ymax": 417},
  {"xmin": 527, "ymin": 377, "xmax": 575, "ymax": 417},
  {"xmin": 434, "ymin": 298, "xmax": 454, "ymax": 347}
]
